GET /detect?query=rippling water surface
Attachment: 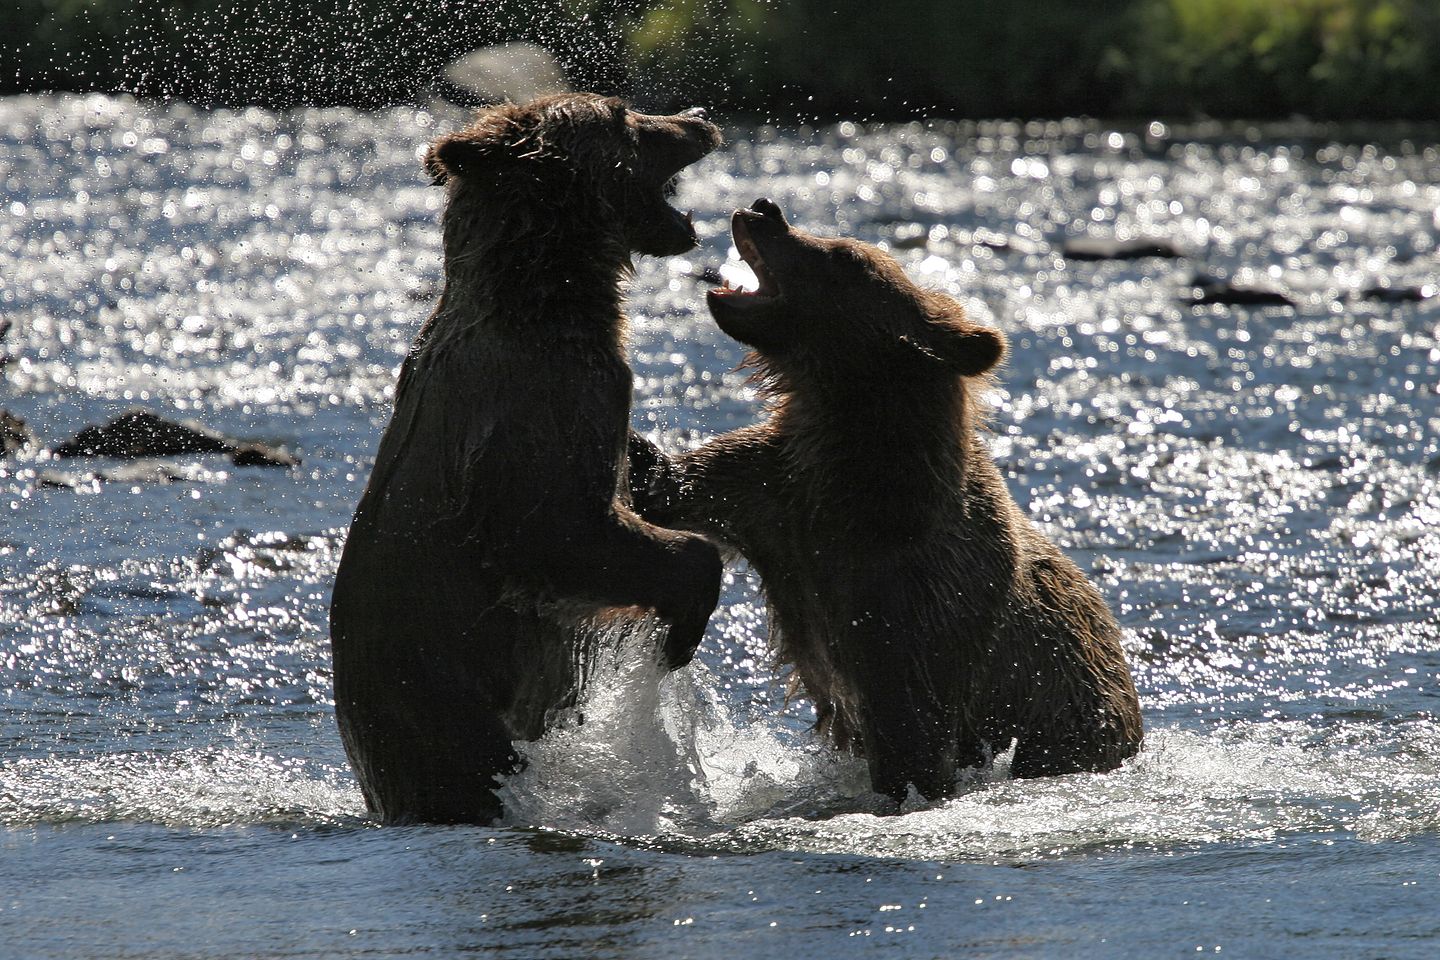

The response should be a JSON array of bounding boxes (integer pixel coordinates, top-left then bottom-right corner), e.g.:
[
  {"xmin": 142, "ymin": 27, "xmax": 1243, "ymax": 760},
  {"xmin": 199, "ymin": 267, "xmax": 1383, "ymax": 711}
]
[{"xmin": 2, "ymin": 96, "xmax": 1439, "ymax": 958}]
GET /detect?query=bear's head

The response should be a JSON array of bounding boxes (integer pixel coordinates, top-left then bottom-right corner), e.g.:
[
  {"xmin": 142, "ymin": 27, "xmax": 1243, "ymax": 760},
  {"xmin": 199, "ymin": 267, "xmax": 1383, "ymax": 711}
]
[
  {"xmin": 424, "ymin": 93, "xmax": 722, "ymax": 257},
  {"xmin": 708, "ymin": 199, "xmax": 1005, "ymax": 384}
]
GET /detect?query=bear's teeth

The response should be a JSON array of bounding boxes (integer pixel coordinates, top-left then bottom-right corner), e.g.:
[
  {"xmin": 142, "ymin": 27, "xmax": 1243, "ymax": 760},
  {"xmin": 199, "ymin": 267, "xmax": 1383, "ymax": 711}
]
[{"xmin": 718, "ymin": 260, "xmax": 760, "ymax": 294}]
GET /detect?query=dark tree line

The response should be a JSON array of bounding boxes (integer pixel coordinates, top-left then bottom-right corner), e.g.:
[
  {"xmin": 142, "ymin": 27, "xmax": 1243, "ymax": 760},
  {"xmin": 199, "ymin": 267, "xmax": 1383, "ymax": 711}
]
[{"xmin": 4, "ymin": 0, "xmax": 1439, "ymax": 119}]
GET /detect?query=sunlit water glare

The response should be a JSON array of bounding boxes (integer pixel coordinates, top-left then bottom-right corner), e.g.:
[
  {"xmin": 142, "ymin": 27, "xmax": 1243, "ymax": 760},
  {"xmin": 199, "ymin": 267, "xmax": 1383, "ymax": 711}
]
[{"xmin": 2, "ymin": 95, "xmax": 1438, "ymax": 957}]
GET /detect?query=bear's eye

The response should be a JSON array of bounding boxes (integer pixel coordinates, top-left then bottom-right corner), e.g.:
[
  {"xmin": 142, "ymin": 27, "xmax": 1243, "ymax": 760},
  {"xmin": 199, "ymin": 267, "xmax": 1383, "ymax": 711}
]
[{"xmin": 830, "ymin": 245, "xmax": 871, "ymax": 270}]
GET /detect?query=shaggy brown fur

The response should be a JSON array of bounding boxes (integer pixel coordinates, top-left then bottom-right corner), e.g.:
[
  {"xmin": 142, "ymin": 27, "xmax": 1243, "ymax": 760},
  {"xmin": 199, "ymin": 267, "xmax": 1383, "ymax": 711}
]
[
  {"xmin": 330, "ymin": 95, "xmax": 724, "ymax": 825},
  {"xmin": 632, "ymin": 199, "xmax": 1142, "ymax": 803}
]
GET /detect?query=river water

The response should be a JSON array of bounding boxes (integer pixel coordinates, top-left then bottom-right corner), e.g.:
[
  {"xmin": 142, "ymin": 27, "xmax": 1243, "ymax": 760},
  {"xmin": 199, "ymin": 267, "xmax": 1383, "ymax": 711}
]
[{"xmin": 2, "ymin": 95, "xmax": 1438, "ymax": 958}]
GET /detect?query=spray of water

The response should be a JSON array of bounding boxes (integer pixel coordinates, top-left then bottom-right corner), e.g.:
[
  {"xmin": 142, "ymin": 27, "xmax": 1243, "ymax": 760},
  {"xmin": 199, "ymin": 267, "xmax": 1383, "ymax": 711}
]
[{"xmin": 496, "ymin": 619, "xmax": 874, "ymax": 836}]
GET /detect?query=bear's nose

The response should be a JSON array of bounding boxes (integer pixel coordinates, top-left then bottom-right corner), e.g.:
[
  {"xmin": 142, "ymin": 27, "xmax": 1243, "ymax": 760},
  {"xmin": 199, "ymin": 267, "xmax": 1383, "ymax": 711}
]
[
  {"xmin": 751, "ymin": 197, "xmax": 787, "ymax": 224},
  {"xmin": 681, "ymin": 107, "xmax": 709, "ymax": 121}
]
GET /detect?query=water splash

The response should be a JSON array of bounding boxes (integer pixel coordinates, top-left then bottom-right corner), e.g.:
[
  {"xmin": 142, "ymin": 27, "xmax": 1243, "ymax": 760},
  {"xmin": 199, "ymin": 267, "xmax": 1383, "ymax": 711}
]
[
  {"xmin": 497, "ymin": 624, "xmax": 872, "ymax": 836},
  {"xmin": 498, "ymin": 641, "xmax": 1440, "ymax": 861}
]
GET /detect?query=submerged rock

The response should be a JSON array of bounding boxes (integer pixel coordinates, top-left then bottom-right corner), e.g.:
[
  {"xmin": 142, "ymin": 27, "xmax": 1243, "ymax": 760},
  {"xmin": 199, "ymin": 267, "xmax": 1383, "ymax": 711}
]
[
  {"xmin": 38, "ymin": 459, "xmax": 227, "ymax": 492},
  {"xmin": 889, "ymin": 225, "xmax": 931, "ymax": 250},
  {"xmin": 1186, "ymin": 275, "xmax": 1296, "ymax": 308},
  {"xmin": 966, "ymin": 228, "xmax": 1044, "ymax": 255},
  {"xmin": 102, "ymin": 461, "xmax": 187, "ymax": 484},
  {"xmin": 2, "ymin": 410, "xmax": 34, "ymax": 455},
  {"xmin": 38, "ymin": 470, "xmax": 93, "ymax": 491},
  {"xmin": 1360, "ymin": 283, "xmax": 1436, "ymax": 303},
  {"xmin": 230, "ymin": 443, "xmax": 301, "ymax": 468},
  {"xmin": 39, "ymin": 465, "xmax": 167, "ymax": 491},
  {"xmin": 897, "ymin": 225, "xmax": 1044, "ymax": 256},
  {"xmin": 1063, "ymin": 236, "xmax": 1183, "ymax": 261}
]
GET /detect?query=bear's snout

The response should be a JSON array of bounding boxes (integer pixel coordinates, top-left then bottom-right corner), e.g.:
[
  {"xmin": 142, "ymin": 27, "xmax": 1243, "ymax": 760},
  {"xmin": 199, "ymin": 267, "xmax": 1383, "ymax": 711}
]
[{"xmin": 750, "ymin": 197, "xmax": 788, "ymax": 226}]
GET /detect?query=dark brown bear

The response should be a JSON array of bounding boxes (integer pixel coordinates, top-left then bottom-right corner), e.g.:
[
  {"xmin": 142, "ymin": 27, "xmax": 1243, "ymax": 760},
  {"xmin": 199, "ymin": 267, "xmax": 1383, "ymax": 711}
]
[
  {"xmin": 330, "ymin": 95, "xmax": 724, "ymax": 825},
  {"xmin": 631, "ymin": 199, "xmax": 1143, "ymax": 803}
]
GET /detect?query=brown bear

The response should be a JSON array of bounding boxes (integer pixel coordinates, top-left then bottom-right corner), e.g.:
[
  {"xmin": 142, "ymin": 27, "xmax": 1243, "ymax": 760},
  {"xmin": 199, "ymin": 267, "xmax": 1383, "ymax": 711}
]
[
  {"xmin": 630, "ymin": 198, "xmax": 1143, "ymax": 803},
  {"xmin": 330, "ymin": 95, "xmax": 725, "ymax": 825}
]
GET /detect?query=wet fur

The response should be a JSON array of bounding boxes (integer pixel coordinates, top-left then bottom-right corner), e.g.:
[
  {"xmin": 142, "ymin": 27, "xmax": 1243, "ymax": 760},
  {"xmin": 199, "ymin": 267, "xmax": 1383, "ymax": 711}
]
[
  {"xmin": 330, "ymin": 95, "xmax": 723, "ymax": 825},
  {"xmin": 632, "ymin": 215, "xmax": 1142, "ymax": 802}
]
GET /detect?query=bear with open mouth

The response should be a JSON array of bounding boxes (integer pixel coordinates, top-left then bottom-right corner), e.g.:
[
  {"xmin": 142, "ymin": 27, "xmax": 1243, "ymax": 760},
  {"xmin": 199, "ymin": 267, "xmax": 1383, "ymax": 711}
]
[
  {"xmin": 631, "ymin": 199, "xmax": 1143, "ymax": 803},
  {"xmin": 330, "ymin": 95, "xmax": 724, "ymax": 825}
]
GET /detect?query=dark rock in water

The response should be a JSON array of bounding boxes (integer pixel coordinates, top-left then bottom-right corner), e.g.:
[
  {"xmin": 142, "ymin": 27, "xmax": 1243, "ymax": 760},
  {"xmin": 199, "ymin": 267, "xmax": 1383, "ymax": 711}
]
[
  {"xmin": 890, "ymin": 226, "xmax": 930, "ymax": 250},
  {"xmin": 1187, "ymin": 275, "xmax": 1295, "ymax": 308},
  {"xmin": 971, "ymin": 228, "xmax": 1029, "ymax": 253},
  {"xmin": 1063, "ymin": 236, "xmax": 1183, "ymax": 261},
  {"xmin": 38, "ymin": 470, "xmax": 91, "ymax": 491},
  {"xmin": 903, "ymin": 226, "xmax": 1041, "ymax": 256},
  {"xmin": 970, "ymin": 228, "xmax": 1005, "ymax": 250},
  {"xmin": 950, "ymin": 228, "xmax": 1046, "ymax": 256},
  {"xmin": 50, "ymin": 408, "xmax": 299, "ymax": 466},
  {"xmin": 52, "ymin": 410, "xmax": 233, "ymax": 458},
  {"xmin": 1360, "ymin": 283, "xmax": 1436, "ymax": 303},
  {"xmin": 2, "ymin": 410, "xmax": 33, "ymax": 455},
  {"xmin": 230, "ymin": 443, "xmax": 301, "ymax": 468},
  {"xmin": 697, "ymin": 265, "xmax": 724, "ymax": 285}
]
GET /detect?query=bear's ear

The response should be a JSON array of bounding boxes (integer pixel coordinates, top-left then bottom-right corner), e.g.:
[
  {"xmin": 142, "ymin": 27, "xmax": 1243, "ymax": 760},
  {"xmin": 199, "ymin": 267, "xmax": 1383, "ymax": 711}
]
[
  {"xmin": 423, "ymin": 133, "xmax": 493, "ymax": 185},
  {"xmin": 423, "ymin": 108, "xmax": 519, "ymax": 184},
  {"xmin": 904, "ymin": 298, "xmax": 1006, "ymax": 376},
  {"xmin": 927, "ymin": 324, "xmax": 1006, "ymax": 376}
]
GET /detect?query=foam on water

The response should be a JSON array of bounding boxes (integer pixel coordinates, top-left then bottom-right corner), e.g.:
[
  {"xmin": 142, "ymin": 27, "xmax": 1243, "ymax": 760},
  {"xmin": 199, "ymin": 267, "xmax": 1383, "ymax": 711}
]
[
  {"xmin": 0, "ymin": 748, "xmax": 363, "ymax": 828},
  {"xmin": 497, "ymin": 633, "xmax": 874, "ymax": 836}
]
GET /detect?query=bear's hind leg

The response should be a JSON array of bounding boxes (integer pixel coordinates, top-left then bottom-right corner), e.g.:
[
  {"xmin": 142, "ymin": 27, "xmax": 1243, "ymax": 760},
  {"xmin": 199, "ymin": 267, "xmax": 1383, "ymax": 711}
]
[{"xmin": 1009, "ymin": 723, "xmax": 1135, "ymax": 780}]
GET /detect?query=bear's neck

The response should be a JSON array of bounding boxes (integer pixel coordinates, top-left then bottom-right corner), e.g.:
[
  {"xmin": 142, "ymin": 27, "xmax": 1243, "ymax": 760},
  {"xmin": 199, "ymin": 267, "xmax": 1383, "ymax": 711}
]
[
  {"xmin": 772, "ymin": 381, "xmax": 992, "ymax": 499},
  {"xmin": 435, "ymin": 194, "xmax": 630, "ymax": 339}
]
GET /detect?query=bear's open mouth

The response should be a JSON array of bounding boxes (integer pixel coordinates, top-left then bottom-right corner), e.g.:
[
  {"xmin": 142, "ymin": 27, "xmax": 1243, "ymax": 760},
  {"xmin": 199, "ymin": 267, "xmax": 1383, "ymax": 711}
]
[
  {"xmin": 658, "ymin": 173, "xmax": 687, "ymax": 232},
  {"xmin": 632, "ymin": 109, "xmax": 721, "ymax": 256},
  {"xmin": 643, "ymin": 171, "xmax": 695, "ymax": 246},
  {"xmin": 711, "ymin": 212, "xmax": 780, "ymax": 305},
  {"xmin": 648, "ymin": 166, "xmax": 707, "ymax": 251}
]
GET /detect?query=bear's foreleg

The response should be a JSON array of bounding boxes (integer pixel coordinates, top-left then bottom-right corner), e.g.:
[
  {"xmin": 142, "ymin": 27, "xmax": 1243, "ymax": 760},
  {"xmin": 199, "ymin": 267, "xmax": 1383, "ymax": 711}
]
[{"xmin": 506, "ymin": 511, "xmax": 722, "ymax": 670}]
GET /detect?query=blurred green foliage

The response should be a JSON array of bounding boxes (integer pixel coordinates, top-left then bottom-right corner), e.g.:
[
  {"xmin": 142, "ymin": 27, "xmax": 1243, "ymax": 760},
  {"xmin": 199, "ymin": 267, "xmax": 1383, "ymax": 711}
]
[
  {"xmin": 624, "ymin": 0, "xmax": 1132, "ymax": 117},
  {"xmin": 2, "ymin": 0, "xmax": 1438, "ymax": 118},
  {"xmin": 1130, "ymin": 0, "xmax": 1440, "ymax": 119}
]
